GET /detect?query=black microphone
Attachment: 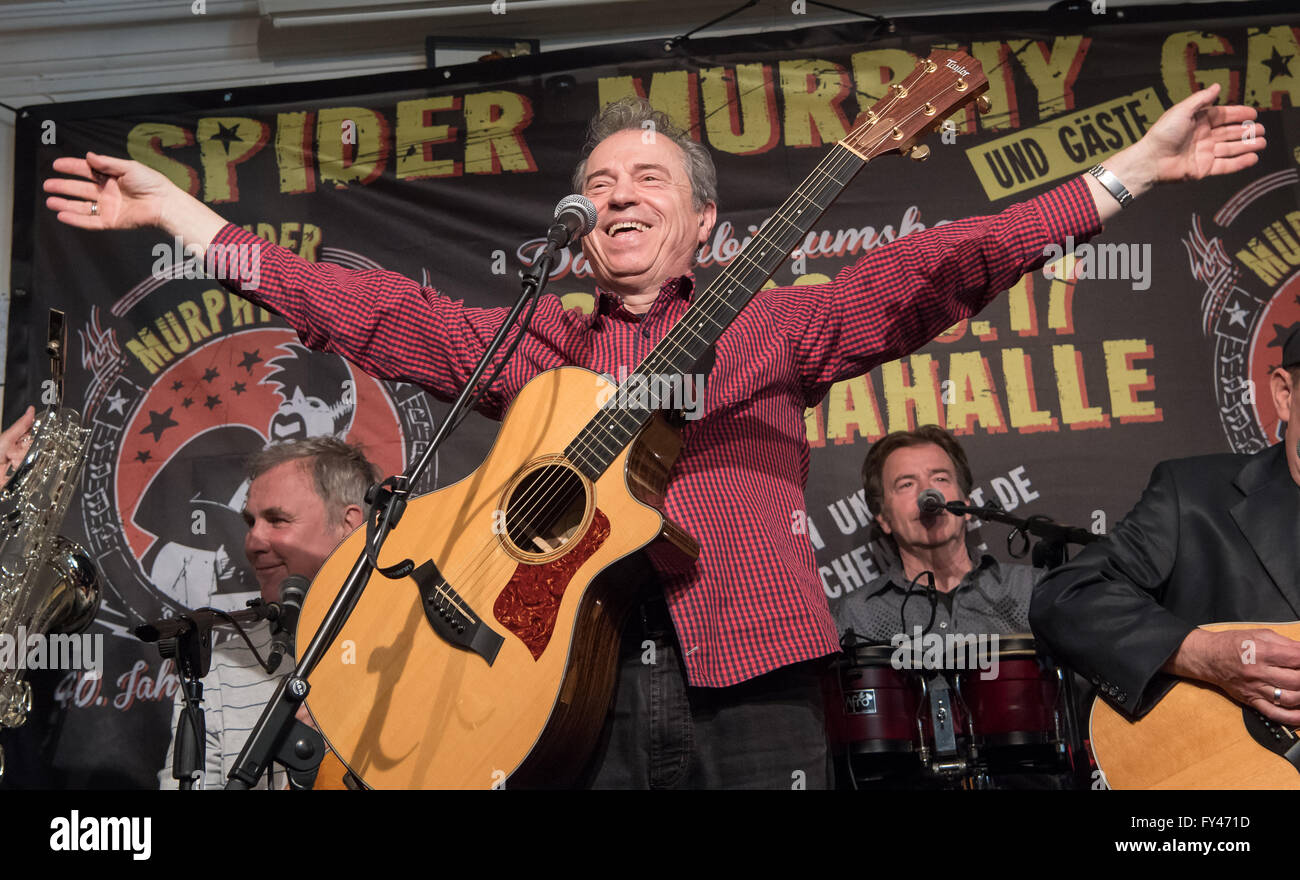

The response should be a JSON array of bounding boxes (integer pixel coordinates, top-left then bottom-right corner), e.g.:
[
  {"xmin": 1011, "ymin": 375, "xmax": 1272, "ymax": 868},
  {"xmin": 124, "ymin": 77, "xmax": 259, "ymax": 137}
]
[
  {"xmin": 266, "ymin": 575, "xmax": 309, "ymax": 673},
  {"xmin": 546, "ymin": 194, "xmax": 598, "ymax": 248},
  {"xmin": 917, "ymin": 488, "xmax": 948, "ymax": 516}
]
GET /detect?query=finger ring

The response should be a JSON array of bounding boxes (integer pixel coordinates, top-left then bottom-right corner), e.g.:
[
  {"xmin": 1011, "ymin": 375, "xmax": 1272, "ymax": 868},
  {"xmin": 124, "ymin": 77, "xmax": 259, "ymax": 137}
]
[
  {"xmin": 1274, "ymin": 686, "xmax": 1283, "ymax": 705},
  {"xmin": 89, "ymin": 202, "xmax": 99, "ymax": 216}
]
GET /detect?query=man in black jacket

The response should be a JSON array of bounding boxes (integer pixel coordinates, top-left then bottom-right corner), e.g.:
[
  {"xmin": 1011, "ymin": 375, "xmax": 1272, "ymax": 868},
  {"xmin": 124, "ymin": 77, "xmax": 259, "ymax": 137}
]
[{"xmin": 1030, "ymin": 328, "xmax": 1300, "ymax": 727}]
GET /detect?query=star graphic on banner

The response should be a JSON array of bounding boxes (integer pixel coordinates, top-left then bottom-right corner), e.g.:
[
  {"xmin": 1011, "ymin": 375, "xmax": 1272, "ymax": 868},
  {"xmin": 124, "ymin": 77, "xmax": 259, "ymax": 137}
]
[
  {"xmin": 181, "ymin": 396, "xmax": 194, "ymax": 409},
  {"xmin": 1224, "ymin": 302, "xmax": 1248, "ymax": 326},
  {"xmin": 140, "ymin": 408, "xmax": 178, "ymax": 442},
  {"xmin": 171, "ymin": 380, "xmax": 185, "ymax": 392},
  {"xmin": 237, "ymin": 349, "xmax": 262, "ymax": 374},
  {"xmin": 105, "ymin": 390, "xmax": 127, "ymax": 415},
  {"xmin": 202, "ymin": 367, "xmax": 220, "ymax": 383},
  {"xmin": 1263, "ymin": 47, "xmax": 1293, "ymax": 82},
  {"xmin": 136, "ymin": 450, "xmax": 152, "ymax": 464},
  {"xmin": 231, "ymin": 381, "xmax": 247, "ymax": 395},
  {"xmin": 1268, "ymin": 321, "xmax": 1300, "ymax": 350},
  {"xmin": 210, "ymin": 121, "xmax": 244, "ymax": 153},
  {"xmin": 204, "ymin": 395, "xmax": 222, "ymax": 410}
]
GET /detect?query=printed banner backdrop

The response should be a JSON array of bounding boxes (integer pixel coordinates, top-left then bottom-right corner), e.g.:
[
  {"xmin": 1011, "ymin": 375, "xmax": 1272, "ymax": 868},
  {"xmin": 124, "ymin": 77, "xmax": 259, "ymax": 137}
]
[{"xmin": 5, "ymin": 5, "xmax": 1300, "ymax": 788}]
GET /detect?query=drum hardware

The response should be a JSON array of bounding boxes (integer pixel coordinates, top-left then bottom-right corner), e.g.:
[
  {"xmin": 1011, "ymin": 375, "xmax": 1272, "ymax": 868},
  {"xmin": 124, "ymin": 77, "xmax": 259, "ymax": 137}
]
[
  {"xmin": 918, "ymin": 674, "xmax": 970, "ymax": 783},
  {"xmin": 828, "ymin": 634, "xmax": 1082, "ymax": 789}
]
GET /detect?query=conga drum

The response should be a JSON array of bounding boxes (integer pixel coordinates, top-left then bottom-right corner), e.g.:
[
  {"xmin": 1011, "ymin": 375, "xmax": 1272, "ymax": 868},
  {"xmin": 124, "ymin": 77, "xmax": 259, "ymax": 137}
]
[
  {"xmin": 955, "ymin": 634, "xmax": 1066, "ymax": 774},
  {"xmin": 826, "ymin": 643, "xmax": 963, "ymax": 786}
]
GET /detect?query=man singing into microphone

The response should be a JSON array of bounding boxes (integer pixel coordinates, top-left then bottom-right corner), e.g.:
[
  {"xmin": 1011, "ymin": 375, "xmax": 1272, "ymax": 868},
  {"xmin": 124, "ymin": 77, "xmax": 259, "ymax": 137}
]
[
  {"xmin": 157, "ymin": 437, "xmax": 375, "ymax": 790},
  {"xmin": 837, "ymin": 426, "xmax": 1036, "ymax": 644}
]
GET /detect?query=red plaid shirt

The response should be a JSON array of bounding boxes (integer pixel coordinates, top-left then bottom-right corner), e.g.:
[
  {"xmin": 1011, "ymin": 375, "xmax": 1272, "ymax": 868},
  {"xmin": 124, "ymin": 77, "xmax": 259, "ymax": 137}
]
[{"xmin": 212, "ymin": 176, "xmax": 1100, "ymax": 687}]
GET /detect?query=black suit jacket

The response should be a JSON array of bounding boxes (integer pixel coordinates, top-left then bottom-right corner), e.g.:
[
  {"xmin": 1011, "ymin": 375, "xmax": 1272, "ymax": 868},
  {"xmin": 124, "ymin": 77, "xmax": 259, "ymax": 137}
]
[{"xmin": 1029, "ymin": 443, "xmax": 1300, "ymax": 718}]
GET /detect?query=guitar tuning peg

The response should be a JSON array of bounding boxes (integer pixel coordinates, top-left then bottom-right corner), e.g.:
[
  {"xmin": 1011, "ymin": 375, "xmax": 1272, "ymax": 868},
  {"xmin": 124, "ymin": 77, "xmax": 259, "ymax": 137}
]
[
  {"xmin": 907, "ymin": 144, "xmax": 930, "ymax": 162},
  {"xmin": 975, "ymin": 95, "xmax": 992, "ymax": 114}
]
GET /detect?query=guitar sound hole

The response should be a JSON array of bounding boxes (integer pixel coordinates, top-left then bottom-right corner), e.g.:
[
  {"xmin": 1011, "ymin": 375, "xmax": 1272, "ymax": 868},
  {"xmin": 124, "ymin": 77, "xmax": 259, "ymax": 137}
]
[{"xmin": 504, "ymin": 465, "xmax": 588, "ymax": 556}]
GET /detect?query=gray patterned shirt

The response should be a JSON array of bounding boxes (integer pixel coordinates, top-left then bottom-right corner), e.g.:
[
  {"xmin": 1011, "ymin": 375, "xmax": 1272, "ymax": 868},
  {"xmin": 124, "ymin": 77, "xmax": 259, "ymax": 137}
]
[{"xmin": 835, "ymin": 554, "xmax": 1039, "ymax": 644}]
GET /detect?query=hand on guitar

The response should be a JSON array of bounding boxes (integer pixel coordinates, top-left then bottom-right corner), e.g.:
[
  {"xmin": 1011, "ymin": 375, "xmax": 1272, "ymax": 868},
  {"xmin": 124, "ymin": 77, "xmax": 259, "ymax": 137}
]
[
  {"xmin": 0, "ymin": 406, "xmax": 36, "ymax": 489},
  {"xmin": 1166, "ymin": 627, "xmax": 1300, "ymax": 726}
]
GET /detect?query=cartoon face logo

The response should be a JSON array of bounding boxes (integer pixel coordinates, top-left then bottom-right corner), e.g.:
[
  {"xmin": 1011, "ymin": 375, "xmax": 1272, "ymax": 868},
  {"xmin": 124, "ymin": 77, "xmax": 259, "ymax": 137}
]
[{"xmin": 264, "ymin": 343, "xmax": 356, "ymax": 441}]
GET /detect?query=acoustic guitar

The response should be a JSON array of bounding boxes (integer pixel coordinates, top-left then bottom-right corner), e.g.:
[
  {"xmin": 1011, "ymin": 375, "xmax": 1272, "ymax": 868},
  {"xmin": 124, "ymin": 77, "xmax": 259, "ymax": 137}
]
[
  {"xmin": 1090, "ymin": 621, "xmax": 1300, "ymax": 789},
  {"xmin": 296, "ymin": 50, "xmax": 991, "ymax": 789}
]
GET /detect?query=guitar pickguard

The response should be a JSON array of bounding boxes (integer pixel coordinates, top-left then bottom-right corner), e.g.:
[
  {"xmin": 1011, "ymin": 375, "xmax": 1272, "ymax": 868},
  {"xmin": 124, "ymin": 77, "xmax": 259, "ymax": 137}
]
[{"xmin": 494, "ymin": 509, "xmax": 611, "ymax": 660}]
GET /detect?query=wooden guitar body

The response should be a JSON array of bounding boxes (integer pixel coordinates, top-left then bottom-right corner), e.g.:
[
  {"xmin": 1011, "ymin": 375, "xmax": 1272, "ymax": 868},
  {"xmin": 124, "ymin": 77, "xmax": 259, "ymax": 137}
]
[
  {"xmin": 296, "ymin": 366, "xmax": 695, "ymax": 789},
  {"xmin": 1090, "ymin": 620, "xmax": 1300, "ymax": 789}
]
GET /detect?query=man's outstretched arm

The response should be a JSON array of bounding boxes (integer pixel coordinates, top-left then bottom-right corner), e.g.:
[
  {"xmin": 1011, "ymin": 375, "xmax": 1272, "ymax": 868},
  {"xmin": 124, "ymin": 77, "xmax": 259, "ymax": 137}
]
[
  {"xmin": 43, "ymin": 151, "xmax": 523, "ymax": 414},
  {"xmin": 776, "ymin": 83, "xmax": 1266, "ymax": 397}
]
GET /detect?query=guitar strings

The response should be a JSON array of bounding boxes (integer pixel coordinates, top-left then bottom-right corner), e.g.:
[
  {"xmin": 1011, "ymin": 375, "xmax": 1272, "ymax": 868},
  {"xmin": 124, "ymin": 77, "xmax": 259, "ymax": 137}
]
[{"xmin": 416, "ymin": 71, "xmax": 954, "ymax": 625}]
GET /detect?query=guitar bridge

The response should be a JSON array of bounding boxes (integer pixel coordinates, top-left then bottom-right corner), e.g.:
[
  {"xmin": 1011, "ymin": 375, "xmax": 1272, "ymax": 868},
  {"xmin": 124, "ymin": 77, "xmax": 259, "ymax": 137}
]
[
  {"xmin": 411, "ymin": 560, "xmax": 503, "ymax": 666},
  {"xmin": 1242, "ymin": 708, "xmax": 1300, "ymax": 774}
]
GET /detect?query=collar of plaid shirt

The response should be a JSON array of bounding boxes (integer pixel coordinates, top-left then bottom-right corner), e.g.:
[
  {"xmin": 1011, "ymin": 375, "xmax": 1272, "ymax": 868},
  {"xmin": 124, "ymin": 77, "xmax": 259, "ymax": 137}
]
[{"xmin": 588, "ymin": 274, "xmax": 695, "ymax": 329}]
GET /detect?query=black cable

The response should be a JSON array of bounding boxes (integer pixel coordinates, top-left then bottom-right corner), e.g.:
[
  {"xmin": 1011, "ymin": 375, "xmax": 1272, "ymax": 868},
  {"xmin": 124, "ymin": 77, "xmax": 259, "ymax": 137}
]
[
  {"xmin": 898, "ymin": 569, "xmax": 937, "ymax": 637},
  {"xmin": 666, "ymin": 0, "xmax": 759, "ymax": 48}
]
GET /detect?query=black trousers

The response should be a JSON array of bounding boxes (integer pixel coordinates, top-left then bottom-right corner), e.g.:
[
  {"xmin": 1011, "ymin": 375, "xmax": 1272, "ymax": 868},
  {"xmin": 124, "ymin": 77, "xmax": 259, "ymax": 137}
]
[{"xmin": 578, "ymin": 586, "xmax": 833, "ymax": 790}]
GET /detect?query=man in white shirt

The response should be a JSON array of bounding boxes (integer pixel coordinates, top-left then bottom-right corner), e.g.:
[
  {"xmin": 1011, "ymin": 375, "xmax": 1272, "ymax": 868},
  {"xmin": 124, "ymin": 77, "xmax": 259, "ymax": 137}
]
[{"xmin": 158, "ymin": 436, "xmax": 373, "ymax": 789}]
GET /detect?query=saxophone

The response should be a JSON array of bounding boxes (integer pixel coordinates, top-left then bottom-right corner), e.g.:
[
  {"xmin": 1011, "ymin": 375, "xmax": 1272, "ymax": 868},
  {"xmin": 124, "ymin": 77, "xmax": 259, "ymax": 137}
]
[{"xmin": 0, "ymin": 312, "xmax": 100, "ymax": 782}]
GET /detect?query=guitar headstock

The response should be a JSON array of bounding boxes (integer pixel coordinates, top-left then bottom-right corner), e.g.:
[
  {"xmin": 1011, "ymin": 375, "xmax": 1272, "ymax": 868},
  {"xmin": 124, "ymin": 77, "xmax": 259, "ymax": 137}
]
[{"xmin": 841, "ymin": 49, "xmax": 990, "ymax": 162}]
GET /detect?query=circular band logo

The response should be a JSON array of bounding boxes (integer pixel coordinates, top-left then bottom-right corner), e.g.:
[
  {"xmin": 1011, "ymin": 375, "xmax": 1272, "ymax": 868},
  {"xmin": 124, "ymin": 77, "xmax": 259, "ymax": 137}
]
[
  {"xmin": 74, "ymin": 272, "xmax": 436, "ymax": 627},
  {"xmin": 1185, "ymin": 169, "xmax": 1300, "ymax": 452}
]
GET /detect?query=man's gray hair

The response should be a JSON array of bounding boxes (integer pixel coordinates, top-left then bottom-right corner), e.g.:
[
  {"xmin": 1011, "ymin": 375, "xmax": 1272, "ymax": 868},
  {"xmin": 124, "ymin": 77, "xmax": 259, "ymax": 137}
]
[
  {"xmin": 247, "ymin": 437, "xmax": 377, "ymax": 526},
  {"xmin": 571, "ymin": 97, "xmax": 718, "ymax": 210}
]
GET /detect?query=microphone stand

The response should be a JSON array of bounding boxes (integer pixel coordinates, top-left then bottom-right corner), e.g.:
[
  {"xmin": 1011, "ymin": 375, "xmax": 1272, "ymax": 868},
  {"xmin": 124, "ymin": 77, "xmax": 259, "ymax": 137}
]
[
  {"xmin": 137, "ymin": 601, "xmax": 279, "ymax": 790},
  {"xmin": 939, "ymin": 500, "xmax": 1098, "ymax": 568},
  {"xmin": 223, "ymin": 225, "xmax": 572, "ymax": 789}
]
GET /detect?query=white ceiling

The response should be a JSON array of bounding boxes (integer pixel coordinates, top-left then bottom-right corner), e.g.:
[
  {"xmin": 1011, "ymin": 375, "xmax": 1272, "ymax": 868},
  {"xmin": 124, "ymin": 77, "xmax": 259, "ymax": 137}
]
[{"xmin": 0, "ymin": 0, "xmax": 1262, "ymax": 108}]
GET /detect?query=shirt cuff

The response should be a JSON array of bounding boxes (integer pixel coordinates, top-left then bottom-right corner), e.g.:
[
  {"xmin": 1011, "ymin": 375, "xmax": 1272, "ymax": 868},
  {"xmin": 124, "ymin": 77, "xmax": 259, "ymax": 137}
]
[
  {"xmin": 1033, "ymin": 175, "xmax": 1104, "ymax": 244},
  {"xmin": 208, "ymin": 222, "xmax": 274, "ymax": 293}
]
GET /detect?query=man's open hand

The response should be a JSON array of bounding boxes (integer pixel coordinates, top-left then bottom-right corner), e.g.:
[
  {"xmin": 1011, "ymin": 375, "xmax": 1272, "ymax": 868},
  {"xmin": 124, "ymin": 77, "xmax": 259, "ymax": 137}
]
[
  {"xmin": 43, "ymin": 152, "xmax": 228, "ymax": 251},
  {"xmin": 1108, "ymin": 83, "xmax": 1266, "ymax": 197},
  {"xmin": 44, "ymin": 152, "xmax": 175, "ymax": 231}
]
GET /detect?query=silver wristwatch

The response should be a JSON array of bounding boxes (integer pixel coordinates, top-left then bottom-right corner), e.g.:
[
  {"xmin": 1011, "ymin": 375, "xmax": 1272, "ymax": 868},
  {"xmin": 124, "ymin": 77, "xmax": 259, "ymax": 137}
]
[{"xmin": 1088, "ymin": 164, "xmax": 1133, "ymax": 208}]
